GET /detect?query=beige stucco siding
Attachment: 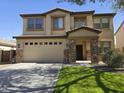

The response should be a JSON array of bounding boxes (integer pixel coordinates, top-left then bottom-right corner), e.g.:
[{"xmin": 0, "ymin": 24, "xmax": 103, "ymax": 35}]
[
  {"xmin": 94, "ymin": 16, "xmax": 115, "ymax": 49},
  {"xmin": 98, "ymin": 29, "xmax": 115, "ymax": 48},
  {"xmin": 48, "ymin": 10, "xmax": 70, "ymax": 35},
  {"xmin": 87, "ymin": 15, "xmax": 93, "ymax": 28},
  {"xmin": 23, "ymin": 10, "xmax": 70, "ymax": 35},
  {"xmin": 115, "ymin": 22, "xmax": 124, "ymax": 52},
  {"xmin": 17, "ymin": 38, "xmax": 66, "ymax": 62},
  {"xmin": 98, "ymin": 17, "xmax": 114, "ymax": 40},
  {"xmin": 68, "ymin": 29, "xmax": 98, "ymax": 37}
]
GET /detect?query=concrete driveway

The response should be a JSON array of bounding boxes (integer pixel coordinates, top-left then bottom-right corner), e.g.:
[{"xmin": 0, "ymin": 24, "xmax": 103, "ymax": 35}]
[{"xmin": 0, "ymin": 63, "xmax": 62, "ymax": 93}]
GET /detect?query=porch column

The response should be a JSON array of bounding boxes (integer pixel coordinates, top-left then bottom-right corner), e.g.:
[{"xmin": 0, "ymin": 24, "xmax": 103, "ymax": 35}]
[
  {"xmin": 91, "ymin": 38, "xmax": 99, "ymax": 63},
  {"xmin": 64, "ymin": 39, "xmax": 76, "ymax": 63},
  {"xmin": 16, "ymin": 41, "xmax": 23, "ymax": 63},
  {"xmin": 16, "ymin": 49, "xmax": 23, "ymax": 63},
  {"xmin": 86, "ymin": 41, "xmax": 91, "ymax": 60}
]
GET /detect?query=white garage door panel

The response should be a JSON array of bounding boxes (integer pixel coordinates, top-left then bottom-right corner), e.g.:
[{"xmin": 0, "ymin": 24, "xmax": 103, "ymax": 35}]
[{"xmin": 23, "ymin": 43, "xmax": 65, "ymax": 62}]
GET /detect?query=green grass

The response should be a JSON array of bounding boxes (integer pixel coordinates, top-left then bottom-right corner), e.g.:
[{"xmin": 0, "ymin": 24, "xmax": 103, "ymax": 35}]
[{"xmin": 54, "ymin": 66, "xmax": 124, "ymax": 93}]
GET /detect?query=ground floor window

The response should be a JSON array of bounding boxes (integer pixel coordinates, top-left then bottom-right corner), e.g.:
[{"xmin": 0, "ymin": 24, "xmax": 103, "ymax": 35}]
[{"xmin": 99, "ymin": 41, "xmax": 111, "ymax": 54}]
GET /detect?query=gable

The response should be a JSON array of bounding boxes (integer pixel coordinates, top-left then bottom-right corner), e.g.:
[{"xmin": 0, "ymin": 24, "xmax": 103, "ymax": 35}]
[
  {"xmin": 47, "ymin": 10, "xmax": 70, "ymax": 16},
  {"xmin": 68, "ymin": 29, "xmax": 99, "ymax": 37}
]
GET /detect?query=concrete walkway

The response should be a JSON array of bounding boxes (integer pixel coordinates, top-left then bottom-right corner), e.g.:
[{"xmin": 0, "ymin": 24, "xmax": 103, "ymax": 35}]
[{"xmin": 0, "ymin": 63, "xmax": 62, "ymax": 93}]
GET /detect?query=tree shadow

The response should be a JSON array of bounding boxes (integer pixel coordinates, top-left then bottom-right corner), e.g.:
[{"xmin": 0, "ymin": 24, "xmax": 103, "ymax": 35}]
[
  {"xmin": 0, "ymin": 65, "xmax": 60, "ymax": 93},
  {"xmin": 54, "ymin": 67, "xmax": 124, "ymax": 93},
  {"xmin": 95, "ymin": 71, "xmax": 124, "ymax": 93},
  {"xmin": 0, "ymin": 65, "xmax": 123, "ymax": 93}
]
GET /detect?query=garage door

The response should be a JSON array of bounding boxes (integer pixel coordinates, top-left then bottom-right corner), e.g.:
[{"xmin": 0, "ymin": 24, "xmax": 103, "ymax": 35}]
[{"xmin": 23, "ymin": 40, "xmax": 65, "ymax": 62}]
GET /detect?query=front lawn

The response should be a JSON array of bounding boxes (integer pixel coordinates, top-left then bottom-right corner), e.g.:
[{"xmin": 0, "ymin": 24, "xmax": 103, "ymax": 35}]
[{"xmin": 54, "ymin": 66, "xmax": 124, "ymax": 93}]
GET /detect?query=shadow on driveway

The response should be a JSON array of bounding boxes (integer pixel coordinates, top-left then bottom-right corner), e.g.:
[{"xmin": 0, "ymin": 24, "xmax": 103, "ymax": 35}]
[{"xmin": 0, "ymin": 63, "xmax": 62, "ymax": 93}]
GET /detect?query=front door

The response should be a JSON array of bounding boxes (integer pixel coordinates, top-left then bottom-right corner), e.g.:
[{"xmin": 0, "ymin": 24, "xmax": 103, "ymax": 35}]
[{"xmin": 76, "ymin": 45, "xmax": 83, "ymax": 60}]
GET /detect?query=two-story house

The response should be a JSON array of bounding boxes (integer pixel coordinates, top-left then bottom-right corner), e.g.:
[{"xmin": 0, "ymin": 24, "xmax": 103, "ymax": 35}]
[{"xmin": 13, "ymin": 8, "xmax": 115, "ymax": 63}]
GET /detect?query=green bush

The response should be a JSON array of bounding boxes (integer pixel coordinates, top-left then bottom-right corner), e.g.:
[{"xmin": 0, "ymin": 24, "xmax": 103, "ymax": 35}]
[
  {"xmin": 111, "ymin": 53, "xmax": 124, "ymax": 68},
  {"xmin": 102, "ymin": 49, "xmax": 115, "ymax": 66},
  {"xmin": 102, "ymin": 49, "xmax": 124, "ymax": 68}
]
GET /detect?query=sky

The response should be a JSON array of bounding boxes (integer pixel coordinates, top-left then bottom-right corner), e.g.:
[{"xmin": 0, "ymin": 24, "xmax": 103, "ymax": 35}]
[{"xmin": 0, "ymin": 0, "xmax": 124, "ymax": 40}]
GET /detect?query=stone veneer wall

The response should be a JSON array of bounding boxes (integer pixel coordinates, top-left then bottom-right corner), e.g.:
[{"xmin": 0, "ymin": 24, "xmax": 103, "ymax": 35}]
[
  {"xmin": 64, "ymin": 49, "xmax": 69, "ymax": 63},
  {"xmin": 16, "ymin": 49, "xmax": 23, "ymax": 62},
  {"xmin": 64, "ymin": 39, "xmax": 76, "ymax": 63},
  {"xmin": 91, "ymin": 39, "xmax": 99, "ymax": 63}
]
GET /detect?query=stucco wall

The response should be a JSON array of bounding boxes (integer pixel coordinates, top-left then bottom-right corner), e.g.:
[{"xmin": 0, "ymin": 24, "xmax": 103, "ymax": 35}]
[
  {"xmin": 22, "ymin": 10, "xmax": 95, "ymax": 36},
  {"xmin": 23, "ymin": 10, "xmax": 70, "ymax": 35},
  {"xmin": 68, "ymin": 29, "xmax": 98, "ymax": 37},
  {"xmin": 115, "ymin": 22, "xmax": 124, "ymax": 52},
  {"xmin": 94, "ymin": 16, "xmax": 115, "ymax": 49},
  {"xmin": 22, "ymin": 10, "xmax": 114, "ymax": 49}
]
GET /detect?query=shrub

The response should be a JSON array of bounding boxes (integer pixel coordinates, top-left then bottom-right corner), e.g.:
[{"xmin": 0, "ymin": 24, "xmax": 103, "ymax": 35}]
[
  {"xmin": 102, "ymin": 49, "xmax": 124, "ymax": 68},
  {"xmin": 111, "ymin": 53, "xmax": 124, "ymax": 68},
  {"xmin": 102, "ymin": 49, "xmax": 115, "ymax": 67}
]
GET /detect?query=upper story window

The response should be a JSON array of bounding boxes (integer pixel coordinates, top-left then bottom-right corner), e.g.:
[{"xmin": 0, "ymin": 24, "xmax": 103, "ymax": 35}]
[
  {"xmin": 53, "ymin": 17, "xmax": 64, "ymax": 30},
  {"xmin": 94, "ymin": 18, "xmax": 101, "ymax": 29},
  {"xmin": 102, "ymin": 18, "xmax": 109, "ymax": 28},
  {"xmin": 27, "ymin": 18, "xmax": 44, "ymax": 31},
  {"xmin": 74, "ymin": 17, "xmax": 86, "ymax": 28},
  {"xmin": 94, "ymin": 17, "xmax": 110, "ymax": 29}
]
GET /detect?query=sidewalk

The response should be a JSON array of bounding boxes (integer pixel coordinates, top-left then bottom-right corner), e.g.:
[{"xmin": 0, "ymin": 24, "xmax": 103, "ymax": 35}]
[{"xmin": 0, "ymin": 63, "xmax": 13, "ymax": 68}]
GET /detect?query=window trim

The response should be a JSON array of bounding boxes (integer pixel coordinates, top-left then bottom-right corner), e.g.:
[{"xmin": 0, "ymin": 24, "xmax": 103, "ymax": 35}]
[
  {"xmin": 99, "ymin": 41, "xmax": 111, "ymax": 54},
  {"xmin": 101, "ymin": 17, "xmax": 110, "ymax": 29},
  {"xmin": 27, "ymin": 17, "xmax": 44, "ymax": 31},
  {"xmin": 52, "ymin": 16, "xmax": 65, "ymax": 31},
  {"xmin": 93, "ymin": 17, "xmax": 110, "ymax": 29},
  {"xmin": 93, "ymin": 18, "xmax": 101, "ymax": 29}
]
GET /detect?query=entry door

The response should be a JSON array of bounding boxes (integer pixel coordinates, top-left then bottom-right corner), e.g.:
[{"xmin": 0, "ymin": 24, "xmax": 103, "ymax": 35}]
[{"xmin": 76, "ymin": 45, "xmax": 83, "ymax": 60}]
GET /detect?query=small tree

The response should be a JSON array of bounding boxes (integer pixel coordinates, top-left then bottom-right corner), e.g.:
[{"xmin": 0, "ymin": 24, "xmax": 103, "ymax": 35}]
[
  {"xmin": 58, "ymin": 0, "xmax": 124, "ymax": 12},
  {"xmin": 111, "ymin": 53, "xmax": 124, "ymax": 68},
  {"xmin": 103, "ymin": 49, "xmax": 124, "ymax": 68}
]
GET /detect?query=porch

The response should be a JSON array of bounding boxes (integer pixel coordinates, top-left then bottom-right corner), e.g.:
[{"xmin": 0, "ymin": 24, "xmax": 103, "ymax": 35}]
[{"xmin": 64, "ymin": 26, "xmax": 101, "ymax": 63}]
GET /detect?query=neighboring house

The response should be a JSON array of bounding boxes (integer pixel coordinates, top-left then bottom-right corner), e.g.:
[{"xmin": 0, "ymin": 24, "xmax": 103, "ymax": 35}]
[
  {"xmin": 115, "ymin": 21, "xmax": 124, "ymax": 52},
  {"xmin": 13, "ymin": 8, "xmax": 115, "ymax": 63},
  {"xmin": 0, "ymin": 39, "xmax": 16, "ymax": 63}
]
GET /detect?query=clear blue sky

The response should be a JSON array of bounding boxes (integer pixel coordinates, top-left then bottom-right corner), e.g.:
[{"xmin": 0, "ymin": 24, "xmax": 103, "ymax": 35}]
[{"xmin": 0, "ymin": 0, "xmax": 124, "ymax": 39}]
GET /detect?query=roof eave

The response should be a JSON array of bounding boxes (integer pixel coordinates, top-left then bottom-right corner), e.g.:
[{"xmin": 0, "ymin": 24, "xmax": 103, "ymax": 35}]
[
  {"xmin": 13, "ymin": 35, "xmax": 67, "ymax": 39},
  {"xmin": 67, "ymin": 26, "xmax": 101, "ymax": 34},
  {"xmin": 71, "ymin": 10, "xmax": 95, "ymax": 15},
  {"xmin": 94, "ymin": 13, "xmax": 116, "ymax": 17},
  {"xmin": 20, "ymin": 14, "xmax": 46, "ymax": 17}
]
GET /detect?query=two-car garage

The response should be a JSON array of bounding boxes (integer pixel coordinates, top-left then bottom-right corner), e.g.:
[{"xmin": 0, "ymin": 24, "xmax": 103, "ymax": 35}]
[{"xmin": 22, "ymin": 39, "xmax": 66, "ymax": 62}]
